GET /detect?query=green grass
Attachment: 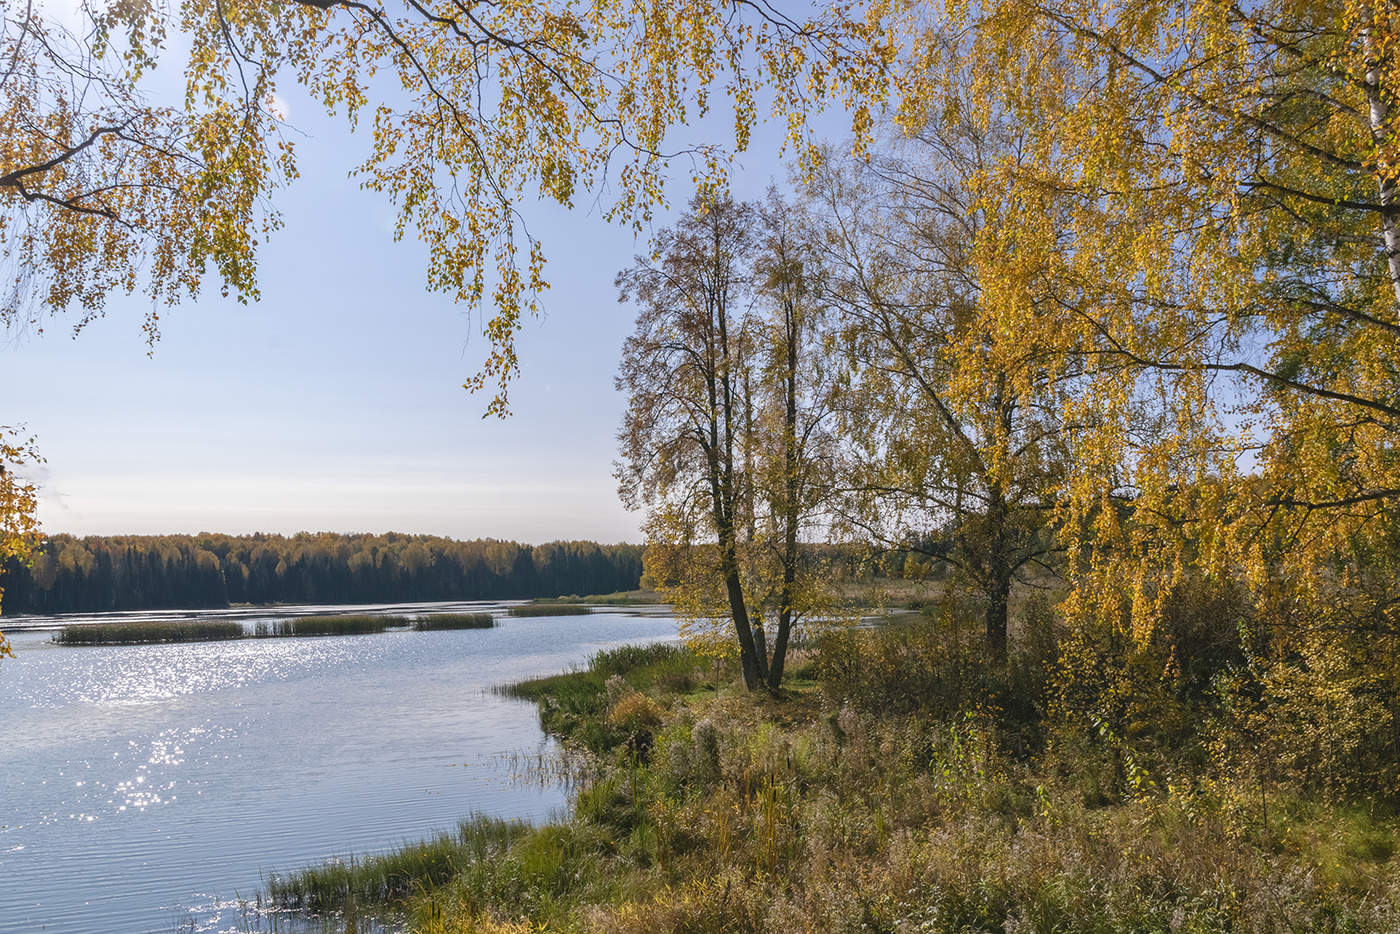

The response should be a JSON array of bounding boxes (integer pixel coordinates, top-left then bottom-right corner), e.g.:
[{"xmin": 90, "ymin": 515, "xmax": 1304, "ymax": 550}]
[
  {"xmin": 265, "ymin": 815, "xmax": 526, "ymax": 911},
  {"xmin": 503, "ymin": 641, "xmax": 691, "ymax": 701},
  {"xmin": 51, "ymin": 620, "xmax": 245, "ymax": 645},
  {"xmin": 254, "ymin": 614, "xmax": 395, "ymax": 637},
  {"xmin": 508, "ymin": 604, "xmax": 592, "ymax": 617},
  {"xmin": 412, "ymin": 613, "xmax": 496, "ymax": 630},
  {"xmin": 501, "ymin": 642, "xmax": 698, "ymax": 753}
]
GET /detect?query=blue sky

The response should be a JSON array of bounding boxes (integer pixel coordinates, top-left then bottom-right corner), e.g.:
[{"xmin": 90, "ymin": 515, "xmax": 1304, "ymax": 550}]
[{"xmin": 2, "ymin": 57, "xmax": 819, "ymax": 544}]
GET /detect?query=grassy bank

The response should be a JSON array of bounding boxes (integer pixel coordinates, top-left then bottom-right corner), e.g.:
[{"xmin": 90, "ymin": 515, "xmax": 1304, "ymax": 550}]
[
  {"xmin": 507, "ymin": 604, "xmax": 591, "ymax": 617},
  {"xmin": 52, "ymin": 620, "xmax": 245, "ymax": 644},
  {"xmin": 500, "ymin": 642, "xmax": 694, "ymax": 753},
  {"xmin": 412, "ymin": 613, "xmax": 496, "ymax": 630},
  {"xmin": 265, "ymin": 617, "xmax": 1400, "ymax": 933}
]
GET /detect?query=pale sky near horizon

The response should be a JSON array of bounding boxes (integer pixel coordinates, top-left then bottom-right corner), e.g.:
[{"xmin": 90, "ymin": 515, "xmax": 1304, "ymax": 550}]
[{"xmin": 2, "ymin": 41, "xmax": 831, "ymax": 545}]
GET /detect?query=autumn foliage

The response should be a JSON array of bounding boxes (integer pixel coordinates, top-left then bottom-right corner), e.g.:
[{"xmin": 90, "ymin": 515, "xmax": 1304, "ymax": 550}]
[
  {"xmin": 608, "ymin": 0, "xmax": 1400, "ymax": 801},
  {"xmin": 5, "ymin": 0, "xmax": 1400, "ymax": 924}
]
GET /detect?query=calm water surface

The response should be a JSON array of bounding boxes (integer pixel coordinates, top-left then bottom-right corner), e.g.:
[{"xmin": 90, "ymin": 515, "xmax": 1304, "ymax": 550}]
[{"xmin": 0, "ymin": 603, "xmax": 677, "ymax": 934}]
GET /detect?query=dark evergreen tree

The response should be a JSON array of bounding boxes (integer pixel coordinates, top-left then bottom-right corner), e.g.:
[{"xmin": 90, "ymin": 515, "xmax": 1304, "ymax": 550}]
[{"xmin": 1, "ymin": 533, "xmax": 644, "ymax": 615}]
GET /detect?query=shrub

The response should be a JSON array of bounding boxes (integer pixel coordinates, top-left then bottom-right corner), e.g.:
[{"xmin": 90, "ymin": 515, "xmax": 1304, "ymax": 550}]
[
  {"xmin": 1160, "ymin": 576, "xmax": 1255, "ymax": 698},
  {"xmin": 816, "ymin": 608, "xmax": 1000, "ymax": 719},
  {"xmin": 607, "ymin": 692, "xmax": 665, "ymax": 730}
]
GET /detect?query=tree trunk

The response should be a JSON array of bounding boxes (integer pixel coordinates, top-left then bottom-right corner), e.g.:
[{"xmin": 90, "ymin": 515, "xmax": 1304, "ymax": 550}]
[
  {"xmin": 767, "ymin": 290, "xmax": 801, "ymax": 694},
  {"xmin": 710, "ymin": 273, "xmax": 764, "ymax": 691},
  {"xmin": 1364, "ymin": 26, "xmax": 1400, "ymax": 312},
  {"xmin": 767, "ymin": 606, "xmax": 792, "ymax": 693},
  {"xmin": 984, "ymin": 477, "xmax": 1011, "ymax": 666},
  {"xmin": 985, "ymin": 569, "xmax": 1010, "ymax": 666},
  {"xmin": 719, "ymin": 536, "xmax": 762, "ymax": 690},
  {"xmin": 752, "ymin": 617, "xmax": 771, "ymax": 684}
]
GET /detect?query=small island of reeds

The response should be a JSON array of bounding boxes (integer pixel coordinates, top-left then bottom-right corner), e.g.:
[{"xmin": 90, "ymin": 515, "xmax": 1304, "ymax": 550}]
[
  {"xmin": 411, "ymin": 613, "xmax": 496, "ymax": 630},
  {"xmin": 253, "ymin": 615, "xmax": 394, "ymax": 637},
  {"xmin": 507, "ymin": 604, "xmax": 591, "ymax": 617},
  {"xmin": 532, "ymin": 589, "xmax": 662, "ymax": 606},
  {"xmin": 47, "ymin": 612, "xmax": 504, "ymax": 645},
  {"xmin": 53, "ymin": 620, "xmax": 245, "ymax": 645}
]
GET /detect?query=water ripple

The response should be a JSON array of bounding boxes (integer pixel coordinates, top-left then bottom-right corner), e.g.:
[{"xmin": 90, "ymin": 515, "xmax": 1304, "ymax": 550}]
[{"xmin": 0, "ymin": 607, "xmax": 677, "ymax": 934}]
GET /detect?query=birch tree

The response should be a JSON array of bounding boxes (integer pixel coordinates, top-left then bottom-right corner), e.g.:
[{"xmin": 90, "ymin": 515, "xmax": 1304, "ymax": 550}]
[
  {"xmin": 935, "ymin": 0, "xmax": 1400, "ymax": 649},
  {"xmin": 616, "ymin": 193, "xmax": 766, "ymax": 688},
  {"xmin": 0, "ymin": 1, "xmax": 283, "ymax": 341},
  {"xmin": 810, "ymin": 116, "xmax": 1075, "ymax": 663},
  {"xmin": 617, "ymin": 192, "xmax": 837, "ymax": 691},
  {"xmin": 745, "ymin": 189, "xmax": 839, "ymax": 689}
]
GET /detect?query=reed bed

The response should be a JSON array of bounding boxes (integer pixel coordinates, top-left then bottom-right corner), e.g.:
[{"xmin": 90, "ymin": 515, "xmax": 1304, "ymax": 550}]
[
  {"xmin": 253, "ymin": 615, "xmax": 394, "ymax": 637},
  {"xmin": 411, "ymin": 612, "xmax": 496, "ymax": 630},
  {"xmin": 508, "ymin": 604, "xmax": 591, "ymax": 617},
  {"xmin": 265, "ymin": 816, "xmax": 526, "ymax": 911},
  {"xmin": 537, "ymin": 590, "xmax": 662, "ymax": 606},
  {"xmin": 51, "ymin": 620, "xmax": 246, "ymax": 645},
  {"xmin": 51, "ymin": 612, "xmax": 499, "ymax": 646}
]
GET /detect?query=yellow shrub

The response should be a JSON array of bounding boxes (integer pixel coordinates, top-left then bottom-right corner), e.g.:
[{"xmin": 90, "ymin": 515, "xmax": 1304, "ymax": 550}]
[{"xmin": 607, "ymin": 691, "xmax": 665, "ymax": 730}]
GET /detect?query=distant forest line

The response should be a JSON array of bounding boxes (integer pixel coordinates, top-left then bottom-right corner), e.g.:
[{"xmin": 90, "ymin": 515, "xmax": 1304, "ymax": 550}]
[{"xmin": 0, "ymin": 533, "xmax": 644, "ymax": 616}]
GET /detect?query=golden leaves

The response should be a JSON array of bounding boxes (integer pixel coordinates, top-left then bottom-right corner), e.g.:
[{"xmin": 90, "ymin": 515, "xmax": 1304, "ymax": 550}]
[
  {"xmin": 0, "ymin": 0, "xmax": 284, "ymax": 340},
  {"xmin": 924, "ymin": 0, "xmax": 1400, "ymax": 646},
  {"xmin": 0, "ymin": 427, "xmax": 43, "ymax": 661},
  {"xmin": 3, "ymin": 0, "xmax": 898, "ymax": 414},
  {"xmin": 253, "ymin": 0, "xmax": 893, "ymax": 413}
]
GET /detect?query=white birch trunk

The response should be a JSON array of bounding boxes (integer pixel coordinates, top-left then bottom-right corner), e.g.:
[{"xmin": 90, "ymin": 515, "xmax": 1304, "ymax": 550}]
[{"xmin": 1364, "ymin": 26, "xmax": 1400, "ymax": 315}]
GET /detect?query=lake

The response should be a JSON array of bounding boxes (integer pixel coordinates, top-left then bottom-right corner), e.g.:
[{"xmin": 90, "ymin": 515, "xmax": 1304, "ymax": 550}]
[{"xmin": 0, "ymin": 602, "xmax": 678, "ymax": 933}]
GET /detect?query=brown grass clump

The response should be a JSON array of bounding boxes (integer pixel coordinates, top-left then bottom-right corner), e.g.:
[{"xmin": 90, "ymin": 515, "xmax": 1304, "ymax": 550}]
[{"xmin": 607, "ymin": 692, "xmax": 665, "ymax": 730}]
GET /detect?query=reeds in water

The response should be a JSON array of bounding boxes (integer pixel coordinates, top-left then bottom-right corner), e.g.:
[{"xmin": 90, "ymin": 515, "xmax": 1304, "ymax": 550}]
[
  {"xmin": 51, "ymin": 612, "xmax": 495, "ymax": 645},
  {"xmin": 253, "ymin": 615, "xmax": 394, "ymax": 637},
  {"xmin": 264, "ymin": 815, "xmax": 525, "ymax": 911},
  {"xmin": 539, "ymin": 589, "xmax": 661, "ymax": 606},
  {"xmin": 411, "ymin": 612, "xmax": 496, "ymax": 630},
  {"xmin": 52, "ymin": 620, "xmax": 246, "ymax": 645},
  {"xmin": 508, "ymin": 604, "xmax": 591, "ymax": 617}
]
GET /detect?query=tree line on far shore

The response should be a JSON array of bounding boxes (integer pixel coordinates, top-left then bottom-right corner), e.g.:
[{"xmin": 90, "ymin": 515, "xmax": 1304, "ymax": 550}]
[{"xmin": 0, "ymin": 533, "xmax": 644, "ymax": 616}]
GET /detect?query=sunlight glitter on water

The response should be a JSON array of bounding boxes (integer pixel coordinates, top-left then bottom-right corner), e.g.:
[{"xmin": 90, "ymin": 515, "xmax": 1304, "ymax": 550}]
[{"xmin": 12, "ymin": 636, "xmax": 377, "ymax": 707}]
